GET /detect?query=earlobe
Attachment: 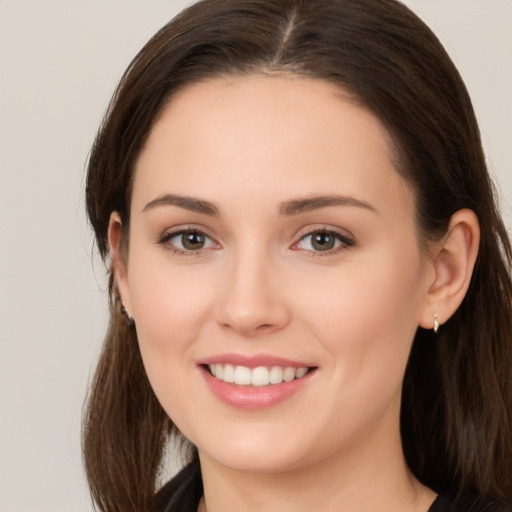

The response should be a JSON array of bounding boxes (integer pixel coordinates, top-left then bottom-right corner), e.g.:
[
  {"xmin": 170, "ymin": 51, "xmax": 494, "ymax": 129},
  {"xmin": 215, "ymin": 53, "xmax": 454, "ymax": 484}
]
[
  {"xmin": 419, "ymin": 209, "xmax": 480, "ymax": 331},
  {"xmin": 108, "ymin": 212, "xmax": 133, "ymax": 316}
]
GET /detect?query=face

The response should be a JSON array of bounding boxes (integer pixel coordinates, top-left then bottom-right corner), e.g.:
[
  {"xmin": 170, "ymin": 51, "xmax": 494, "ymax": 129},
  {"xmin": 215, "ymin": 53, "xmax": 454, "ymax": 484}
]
[{"xmin": 114, "ymin": 75, "xmax": 435, "ymax": 474}]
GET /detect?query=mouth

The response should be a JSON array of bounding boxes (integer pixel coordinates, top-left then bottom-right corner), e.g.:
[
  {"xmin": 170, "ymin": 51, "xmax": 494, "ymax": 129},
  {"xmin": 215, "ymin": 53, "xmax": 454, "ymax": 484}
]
[
  {"xmin": 204, "ymin": 363, "xmax": 314, "ymax": 387},
  {"xmin": 198, "ymin": 354, "xmax": 318, "ymax": 409}
]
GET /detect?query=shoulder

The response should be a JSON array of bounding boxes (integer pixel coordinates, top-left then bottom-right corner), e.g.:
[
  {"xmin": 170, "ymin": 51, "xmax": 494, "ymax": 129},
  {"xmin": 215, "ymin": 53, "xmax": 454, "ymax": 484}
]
[{"xmin": 429, "ymin": 492, "xmax": 512, "ymax": 512}]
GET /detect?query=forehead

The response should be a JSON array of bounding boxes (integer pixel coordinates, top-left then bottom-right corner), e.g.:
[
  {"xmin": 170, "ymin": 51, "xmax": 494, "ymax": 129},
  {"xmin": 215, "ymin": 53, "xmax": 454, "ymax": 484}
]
[{"xmin": 132, "ymin": 75, "xmax": 412, "ymax": 220}]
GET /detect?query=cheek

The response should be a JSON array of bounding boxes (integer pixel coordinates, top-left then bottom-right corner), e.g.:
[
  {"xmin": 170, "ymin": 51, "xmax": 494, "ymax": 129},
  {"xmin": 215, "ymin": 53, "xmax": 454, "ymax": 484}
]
[
  {"xmin": 126, "ymin": 258, "xmax": 217, "ymax": 430},
  {"xmin": 126, "ymin": 250, "xmax": 216, "ymax": 373},
  {"xmin": 301, "ymin": 249, "xmax": 425, "ymax": 384},
  {"xmin": 298, "ymin": 257, "xmax": 425, "ymax": 448}
]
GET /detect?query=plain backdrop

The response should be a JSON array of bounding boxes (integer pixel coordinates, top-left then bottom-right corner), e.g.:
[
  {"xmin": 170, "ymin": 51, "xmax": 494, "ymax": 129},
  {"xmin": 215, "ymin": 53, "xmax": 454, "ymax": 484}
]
[{"xmin": 0, "ymin": 1, "xmax": 510, "ymax": 511}]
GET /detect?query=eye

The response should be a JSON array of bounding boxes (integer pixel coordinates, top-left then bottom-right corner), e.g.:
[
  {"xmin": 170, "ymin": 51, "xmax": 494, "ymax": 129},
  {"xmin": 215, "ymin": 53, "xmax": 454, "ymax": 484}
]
[
  {"xmin": 293, "ymin": 229, "xmax": 354, "ymax": 253},
  {"xmin": 159, "ymin": 229, "xmax": 217, "ymax": 254}
]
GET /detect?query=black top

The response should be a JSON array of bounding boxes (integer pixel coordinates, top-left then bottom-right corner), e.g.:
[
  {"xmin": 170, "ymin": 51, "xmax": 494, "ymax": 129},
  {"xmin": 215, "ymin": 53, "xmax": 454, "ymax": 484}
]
[
  {"xmin": 429, "ymin": 492, "xmax": 510, "ymax": 512},
  {"xmin": 153, "ymin": 462, "xmax": 510, "ymax": 512}
]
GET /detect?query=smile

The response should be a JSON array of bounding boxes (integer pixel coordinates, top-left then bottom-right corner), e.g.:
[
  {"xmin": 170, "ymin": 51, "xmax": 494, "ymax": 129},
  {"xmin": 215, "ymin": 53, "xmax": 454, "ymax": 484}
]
[
  {"xmin": 208, "ymin": 364, "xmax": 310, "ymax": 387},
  {"xmin": 199, "ymin": 357, "xmax": 317, "ymax": 409}
]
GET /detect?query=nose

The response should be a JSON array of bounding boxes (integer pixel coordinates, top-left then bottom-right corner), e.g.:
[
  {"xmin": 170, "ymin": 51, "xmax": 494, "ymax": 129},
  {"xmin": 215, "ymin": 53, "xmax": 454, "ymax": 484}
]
[{"xmin": 215, "ymin": 250, "xmax": 291, "ymax": 337}]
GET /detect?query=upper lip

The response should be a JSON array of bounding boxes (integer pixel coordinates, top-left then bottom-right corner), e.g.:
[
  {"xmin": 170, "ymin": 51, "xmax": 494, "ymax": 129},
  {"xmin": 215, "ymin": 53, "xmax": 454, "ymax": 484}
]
[{"xmin": 197, "ymin": 353, "xmax": 316, "ymax": 369}]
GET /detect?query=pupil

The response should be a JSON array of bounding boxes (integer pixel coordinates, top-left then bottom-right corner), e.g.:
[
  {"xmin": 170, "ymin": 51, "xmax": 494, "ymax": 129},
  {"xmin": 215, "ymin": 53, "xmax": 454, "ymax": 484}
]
[
  {"xmin": 312, "ymin": 232, "xmax": 335, "ymax": 251},
  {"xmin": 182, "ymin": 231, "xmax": 205, "ymax": 250}
]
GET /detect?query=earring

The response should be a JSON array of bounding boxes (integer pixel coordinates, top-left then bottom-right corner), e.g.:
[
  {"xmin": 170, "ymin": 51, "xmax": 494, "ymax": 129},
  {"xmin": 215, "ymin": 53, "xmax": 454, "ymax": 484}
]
[
  {"xmin": 121, "ymin": 305, "xmax": 134, "ymax": 326},
  {"xmin": 433, "ymin": 313, "xmax": 439, "ymax": 333}
]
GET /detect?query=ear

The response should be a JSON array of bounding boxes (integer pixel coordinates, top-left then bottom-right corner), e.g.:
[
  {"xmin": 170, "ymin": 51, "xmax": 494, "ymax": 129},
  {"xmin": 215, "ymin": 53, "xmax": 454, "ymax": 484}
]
[
  {"xmin": 418, "ymin": 209, "xmax": 480, "ymax": 330},
  {"xmin": 108, "ymin": 212, "xmax": 133, "ymax": 317}
]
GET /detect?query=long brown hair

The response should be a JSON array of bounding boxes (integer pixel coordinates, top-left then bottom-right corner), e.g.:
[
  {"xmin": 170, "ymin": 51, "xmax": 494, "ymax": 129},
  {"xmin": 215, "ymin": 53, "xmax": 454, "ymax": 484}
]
[{"xmin": 83, "ymin": 1, "xmax": 512, "ymax": 510}]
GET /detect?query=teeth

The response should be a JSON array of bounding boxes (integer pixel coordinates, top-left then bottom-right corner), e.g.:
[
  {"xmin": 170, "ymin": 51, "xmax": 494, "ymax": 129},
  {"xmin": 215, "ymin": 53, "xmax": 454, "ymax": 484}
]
[
  {"xmin": 223, "ymin": 364, "xmax": 235, "ymax": 383},
  {"xmin": 234, "ymin": 365, "xmax": 251, "ymax": 385},
  {"xmin": 251, "ymin": 366, "xmax": 270, "ymax": 387},
  {"xmin": 214, "ymin": 364, "xmax": 223, "ymax": 380},
  {"xmin": 283, "ymin": 367, "xmax": 296, "ymax": 382},
  {"xmin": 296, "ymin": 367, "xmax": 308, "ymax": 378},
  {"xmin": 208, "ymin": 364, "xmax": 310, "ymax": 386},
  {"xmin": 269, "ymin": 366, "xmax": 283, "ymax": 384}
]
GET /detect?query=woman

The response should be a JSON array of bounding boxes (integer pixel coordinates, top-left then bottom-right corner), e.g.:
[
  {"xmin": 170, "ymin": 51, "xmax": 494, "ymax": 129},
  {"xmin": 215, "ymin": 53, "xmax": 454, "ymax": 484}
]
[{"xmin": 83, "ymin": 0, "xmax": 512, "ymax": 511}]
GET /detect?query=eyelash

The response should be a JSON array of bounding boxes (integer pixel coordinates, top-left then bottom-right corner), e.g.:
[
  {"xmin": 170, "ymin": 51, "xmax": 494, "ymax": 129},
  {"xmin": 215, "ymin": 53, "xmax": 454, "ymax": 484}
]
[{"xmin": 157, "ymin": 227, "xmax": 355, "ymax": 257}]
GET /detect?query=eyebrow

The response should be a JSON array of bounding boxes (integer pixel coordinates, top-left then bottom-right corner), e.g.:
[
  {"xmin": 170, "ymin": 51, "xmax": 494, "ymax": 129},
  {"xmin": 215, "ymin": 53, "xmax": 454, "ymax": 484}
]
[
  {"xmin": 279, "ymin": 195, "xmax": 378, "ymax": 216},
  {"xmin": 142, "ymin": 193, "xmax": 377, "ymax": 217},
  {"xmin": 143, "ymin": 194, "xmax": 220, "ymax": 216}
]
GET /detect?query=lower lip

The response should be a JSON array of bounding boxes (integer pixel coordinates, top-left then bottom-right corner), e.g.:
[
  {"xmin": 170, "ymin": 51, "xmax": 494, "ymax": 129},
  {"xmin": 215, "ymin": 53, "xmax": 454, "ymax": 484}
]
[{"xmin": 200, "ymin": 366, "xmax": 315, "ymax": 410}]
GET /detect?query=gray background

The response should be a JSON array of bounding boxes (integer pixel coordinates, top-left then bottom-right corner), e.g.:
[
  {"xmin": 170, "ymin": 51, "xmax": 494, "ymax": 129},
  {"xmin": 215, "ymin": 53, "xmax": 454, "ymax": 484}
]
[{"xmin": 0, "ymin": 1, "xmax": 510, "ymax": 511}]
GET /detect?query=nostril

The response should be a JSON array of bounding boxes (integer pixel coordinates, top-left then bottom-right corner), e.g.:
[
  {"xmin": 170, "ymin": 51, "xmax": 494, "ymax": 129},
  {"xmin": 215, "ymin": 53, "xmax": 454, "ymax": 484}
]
[{"xmin": 220, "ymin": 319, "xmax": 282, "ymax": 336}]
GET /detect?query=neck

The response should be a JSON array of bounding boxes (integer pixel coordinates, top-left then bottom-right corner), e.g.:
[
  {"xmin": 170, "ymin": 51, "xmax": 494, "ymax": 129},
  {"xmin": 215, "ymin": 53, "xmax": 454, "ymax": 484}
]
[{"xmin": 197, "ymin": 419, "xmax": 436, "ymax": 512}]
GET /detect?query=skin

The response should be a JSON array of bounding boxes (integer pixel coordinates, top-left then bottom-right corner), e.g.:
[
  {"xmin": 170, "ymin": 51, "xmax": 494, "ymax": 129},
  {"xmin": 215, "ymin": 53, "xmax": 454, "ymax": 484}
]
[{"xmin": 110, "ymin": 75, "xmax": 480, "ymax": 512}]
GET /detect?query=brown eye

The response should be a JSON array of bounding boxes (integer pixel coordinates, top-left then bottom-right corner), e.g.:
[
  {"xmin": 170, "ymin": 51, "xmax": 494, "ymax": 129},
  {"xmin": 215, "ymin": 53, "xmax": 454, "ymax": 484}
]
[
  {"xmin": 294, "ymin": 229, "xmax": 354, "ymax": 253},
  {"xmin": 311, "ymin": 231, "xmax": 337, "ymax": 251},
  {"xmin": 181, "ymin": 231, "xmax": 206, "ymax": 250},
  {"xmin": 161, "ymin": 229, "xmax": 216, "ymax": 253}
]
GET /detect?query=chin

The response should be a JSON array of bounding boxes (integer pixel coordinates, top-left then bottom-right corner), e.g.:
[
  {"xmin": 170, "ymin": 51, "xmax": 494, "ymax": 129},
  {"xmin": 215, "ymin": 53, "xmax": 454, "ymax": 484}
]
[
  {"xmin": 194, "ymin": 428, "xmax": 311, "ymax": 474},
  {"xmin": 203, "ymin": 447, "xmax": 305, "ymax": 474}
]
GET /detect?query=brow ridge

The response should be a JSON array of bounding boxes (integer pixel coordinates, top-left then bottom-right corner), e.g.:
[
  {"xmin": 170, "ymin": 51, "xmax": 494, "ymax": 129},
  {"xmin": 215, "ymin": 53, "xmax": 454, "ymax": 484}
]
[
  {"xmin": 279, "ymin": 195, "xmax": 378, "ymax": 216},
  {"xmin": 143, "ymin": 194, "xmax": 219, "ymax": 216},
  {"xmin": 143, "ymin": 193, "xmax": 376, "ymax": 217}
]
